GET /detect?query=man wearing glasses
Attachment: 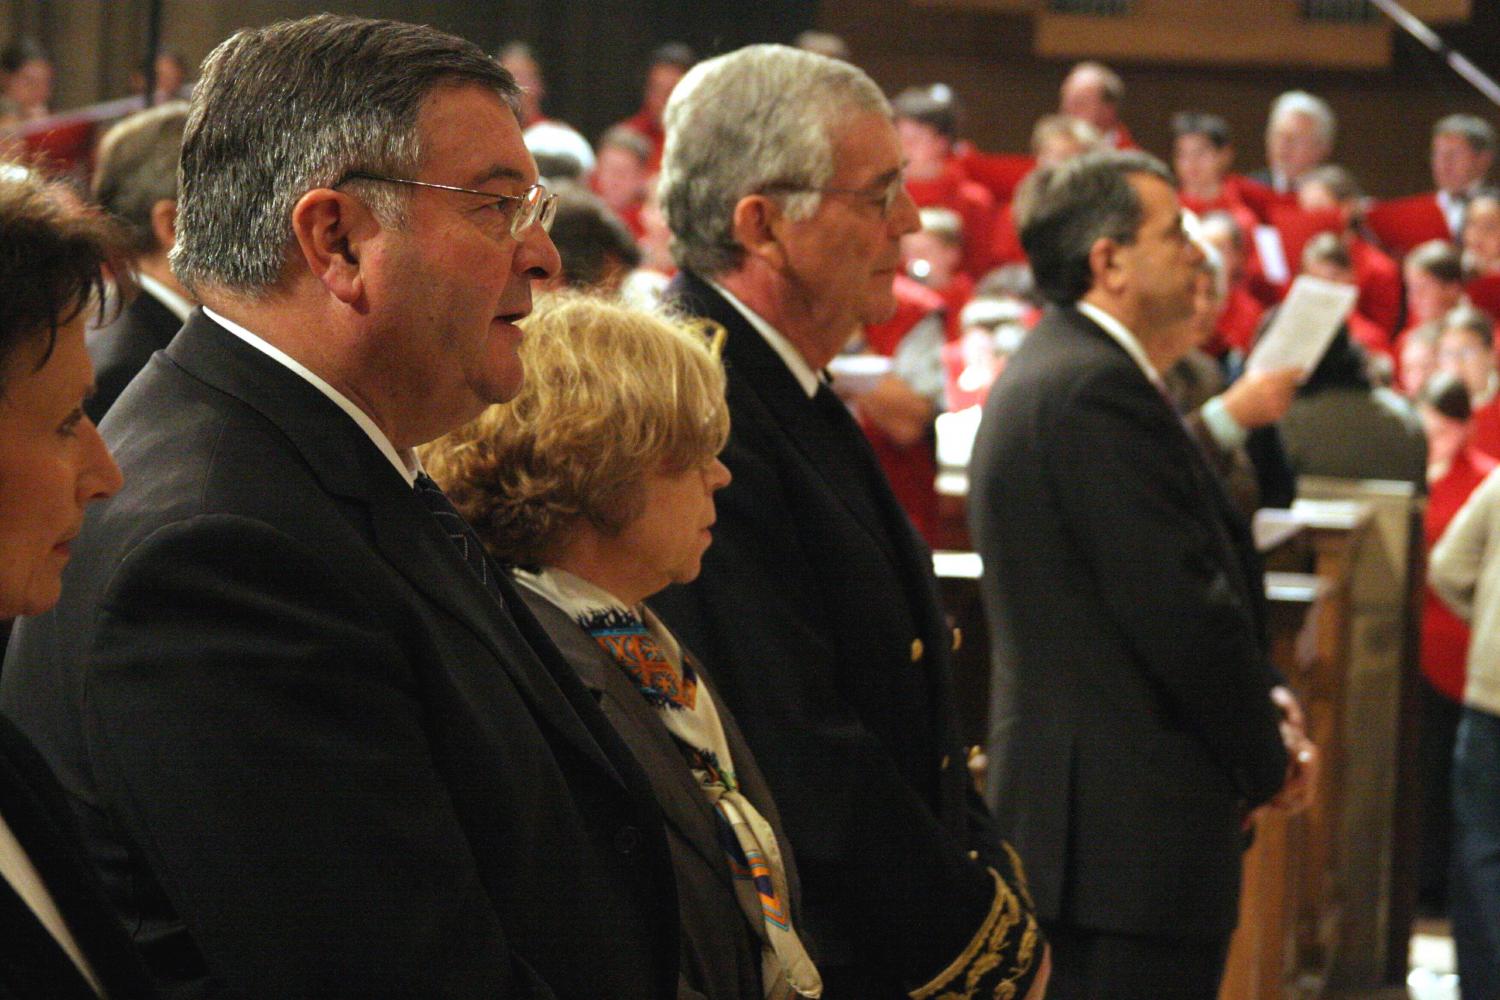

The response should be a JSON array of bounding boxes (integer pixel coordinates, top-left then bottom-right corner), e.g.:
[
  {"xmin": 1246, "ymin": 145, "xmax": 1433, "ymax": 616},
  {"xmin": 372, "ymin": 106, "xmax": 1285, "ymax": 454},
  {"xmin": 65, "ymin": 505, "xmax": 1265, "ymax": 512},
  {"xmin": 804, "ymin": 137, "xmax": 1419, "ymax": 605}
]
[
  {"xmin": 650, "ymin": 45, "xmax": 1046, "ymax": 1000},
  {"xmin": 3, "ymin": 15, "xmax": 679, "ymax": 999}
]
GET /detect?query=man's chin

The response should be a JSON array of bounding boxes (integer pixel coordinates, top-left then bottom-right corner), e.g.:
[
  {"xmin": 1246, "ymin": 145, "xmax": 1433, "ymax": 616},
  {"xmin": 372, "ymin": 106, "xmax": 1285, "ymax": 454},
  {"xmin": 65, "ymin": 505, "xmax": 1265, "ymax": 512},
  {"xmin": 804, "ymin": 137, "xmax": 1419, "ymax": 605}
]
[{"xmin": 863, "ymin": 291, "xmax": 900, "ymax": 327}]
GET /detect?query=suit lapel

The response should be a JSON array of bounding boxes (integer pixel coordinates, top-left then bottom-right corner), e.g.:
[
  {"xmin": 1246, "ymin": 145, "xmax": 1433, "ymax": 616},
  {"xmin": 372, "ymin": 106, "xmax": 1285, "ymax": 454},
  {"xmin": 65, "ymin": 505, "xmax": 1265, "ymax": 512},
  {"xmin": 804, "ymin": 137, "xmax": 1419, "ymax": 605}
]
[
  {"xmin": 0, "ymin": 880, "xmax": 100, "ymax": 999},
  {"xmin": 365, "ymin": 497, "xmax": 625, "ymax": 785},
  {"xmin": 520, "ymin": 590, "xmax": 731, "ymax": 885},
  {"xmin": 673, "ymin": 272, "xmax": 905, "ymax": 570},
  {"xmin": 167, "ymin": 314, "xmax": 626, "ymax": 787},
  {"xmin": 0, "ymin": 740, "xmax": 109, "ymax": 1000},
  {"xmin": 1064, "ymin": 308, "xmax": 1263, "ymax": 607}
]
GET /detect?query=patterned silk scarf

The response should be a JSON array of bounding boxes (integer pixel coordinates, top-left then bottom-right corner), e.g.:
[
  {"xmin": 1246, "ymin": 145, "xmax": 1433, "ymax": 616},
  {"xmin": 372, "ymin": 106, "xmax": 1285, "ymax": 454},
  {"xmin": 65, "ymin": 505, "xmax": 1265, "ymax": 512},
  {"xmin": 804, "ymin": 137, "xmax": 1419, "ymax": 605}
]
[{"xmin": 516, "ymin": 569, "xmax": 822, "ymax": 1000}]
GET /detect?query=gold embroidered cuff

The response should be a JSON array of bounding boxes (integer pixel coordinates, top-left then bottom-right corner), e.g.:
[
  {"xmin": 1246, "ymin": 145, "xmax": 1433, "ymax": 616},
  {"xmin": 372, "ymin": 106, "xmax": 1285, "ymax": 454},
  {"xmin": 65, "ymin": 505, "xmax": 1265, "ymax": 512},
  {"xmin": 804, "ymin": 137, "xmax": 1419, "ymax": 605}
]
[{"xmin": 908, "ymin": 867, "xmax": 1042, "ymax": 1000}]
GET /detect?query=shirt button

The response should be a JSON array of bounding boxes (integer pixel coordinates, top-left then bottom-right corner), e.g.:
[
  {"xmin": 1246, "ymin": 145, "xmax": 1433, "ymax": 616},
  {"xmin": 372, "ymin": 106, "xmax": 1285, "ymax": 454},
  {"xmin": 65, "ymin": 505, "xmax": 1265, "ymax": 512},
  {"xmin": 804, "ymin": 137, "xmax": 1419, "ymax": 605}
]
[
  {"xmin": 910, "ymin": 638, "xmax": 924, "ymax": 662},
  {"xmin": 614, "ymin": 825, "xmax": 641, "ymax": 855}
]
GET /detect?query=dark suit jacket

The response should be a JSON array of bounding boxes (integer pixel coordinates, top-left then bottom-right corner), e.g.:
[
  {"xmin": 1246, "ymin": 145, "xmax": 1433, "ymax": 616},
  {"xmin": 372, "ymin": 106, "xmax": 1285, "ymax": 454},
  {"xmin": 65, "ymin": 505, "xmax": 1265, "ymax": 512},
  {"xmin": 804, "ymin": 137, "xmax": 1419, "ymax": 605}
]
[
  {"xmin": 520, "ymin": 587, "xmax": 802, "ymax": 1000},
  {"xmin": 652, "ymin": 272, "xmax": 1037, "ymax": 999},
  {"xmin": 968, "ymin": 305, "xmax": 1288, "ymax": 940},
  {"xmin": 0, "ymin": 715, "xmax": 157, "ymax": 999},
  {"xmin": 1245, "ymin": 167, "xmax": 1279, "ymax": 192},
  {"xmin": 2, "ymin": 312, "xmax": 679, "ymax": 999},
  {"xmin": 85, "ymin": 289, "xmax": 183, "ymax": 424}
]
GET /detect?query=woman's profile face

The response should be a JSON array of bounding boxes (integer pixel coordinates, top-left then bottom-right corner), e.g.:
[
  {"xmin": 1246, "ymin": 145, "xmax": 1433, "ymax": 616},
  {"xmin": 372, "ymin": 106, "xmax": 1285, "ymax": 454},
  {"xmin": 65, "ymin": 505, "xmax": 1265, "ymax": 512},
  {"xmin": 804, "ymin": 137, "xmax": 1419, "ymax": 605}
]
[
  {"xmin": 607, "ymin": 456, "xmax": 731, "ymax": 603},
  {"xmin": 0, "ymin": 314, "xmax": 122, "ymax": 617}
]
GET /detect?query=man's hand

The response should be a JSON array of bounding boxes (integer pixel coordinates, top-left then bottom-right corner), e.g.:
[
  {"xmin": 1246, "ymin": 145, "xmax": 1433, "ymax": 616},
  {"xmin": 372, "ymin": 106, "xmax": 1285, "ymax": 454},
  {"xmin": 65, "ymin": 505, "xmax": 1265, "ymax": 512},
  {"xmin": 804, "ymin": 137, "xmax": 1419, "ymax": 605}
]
[
  {"xmin": 1221, "ymin": 367, "xmax": 1301, "ymax": 430},
  {"xmin": 1267, "ymin": 685, "xmax": 1318, "ymax": 814},
  {"xmin": 852, "ymin": 374, "xmax": 935, "ymax": 447}
]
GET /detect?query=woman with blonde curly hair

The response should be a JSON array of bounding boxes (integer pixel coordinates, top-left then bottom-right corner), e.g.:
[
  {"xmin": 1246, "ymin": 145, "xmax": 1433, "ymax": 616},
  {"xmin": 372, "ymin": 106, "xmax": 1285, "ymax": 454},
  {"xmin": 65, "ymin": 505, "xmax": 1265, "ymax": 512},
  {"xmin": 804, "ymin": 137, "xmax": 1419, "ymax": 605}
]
[{"xmin": 423, "ymin": 292, "xmax": 822, "ymax": 1000}]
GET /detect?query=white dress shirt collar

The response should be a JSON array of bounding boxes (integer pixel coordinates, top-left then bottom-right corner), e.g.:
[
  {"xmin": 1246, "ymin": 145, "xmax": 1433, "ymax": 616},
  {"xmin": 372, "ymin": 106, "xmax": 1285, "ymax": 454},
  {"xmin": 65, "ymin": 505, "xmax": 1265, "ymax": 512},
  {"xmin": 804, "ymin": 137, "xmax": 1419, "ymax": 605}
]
[
  {"xmin": 707, "ymin": 278, "xmax": 821, "ymax": 398},
  {"xmin": 203, "ymin": 307, "xmax": 421, "ymax": 486},
  {"xmin": 1076, "ymin": 300, "xmax": 1162, "ymax": 388},
  {"xmin": 1437, "ymin": 184, "xmax": 1481, "ymax": 238},
  {"xmin": 136, "ymin": 272, "xmax": 194, "ymax": 322}
]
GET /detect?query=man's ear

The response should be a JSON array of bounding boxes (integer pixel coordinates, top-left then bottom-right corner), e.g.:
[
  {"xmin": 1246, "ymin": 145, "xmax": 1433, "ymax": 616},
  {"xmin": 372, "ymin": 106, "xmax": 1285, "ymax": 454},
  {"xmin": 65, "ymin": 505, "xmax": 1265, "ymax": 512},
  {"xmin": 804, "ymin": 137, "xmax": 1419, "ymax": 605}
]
[
  {"xmin": 1087, "ymin": 235, "xmax": 1122, "ymax": 295},
  {"xmin": 731, "ymin": 194, "xmax": 787, "ymax": 272},
  {"xmin": 290, "ymin": 188, "xmax": 376, "ymax": 304},
  {"xmin": 149, "ymin": 199, "xmax": 178, "ymax": 253}
]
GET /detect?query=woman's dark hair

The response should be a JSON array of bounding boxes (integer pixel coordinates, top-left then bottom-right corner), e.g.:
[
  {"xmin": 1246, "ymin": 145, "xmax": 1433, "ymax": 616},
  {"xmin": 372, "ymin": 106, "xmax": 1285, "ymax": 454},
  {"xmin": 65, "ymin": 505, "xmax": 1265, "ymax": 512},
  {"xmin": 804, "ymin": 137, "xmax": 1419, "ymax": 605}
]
[
  {"xmin": 0, "ymin": 37, "xmax": 48, "ymax": 75},
  {"xmin": 1420, "ymin": 370, "xmax": 1472, "ymax": 423},
  {"xmin": 0, "ymin": 167, "xmax": 128, "ymax": 380},
  {"xmin": 1301, "ymin": 327, "xmax": 1371, "ymax": 394}
]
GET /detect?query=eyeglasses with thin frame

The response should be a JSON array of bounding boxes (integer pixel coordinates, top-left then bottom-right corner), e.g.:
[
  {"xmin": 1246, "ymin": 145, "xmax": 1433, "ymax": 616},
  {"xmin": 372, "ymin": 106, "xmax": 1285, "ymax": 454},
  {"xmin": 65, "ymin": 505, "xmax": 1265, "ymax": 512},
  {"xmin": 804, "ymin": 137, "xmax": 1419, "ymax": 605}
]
[
  {"xmin": 760, "ymin": 172, "xmax": 908, "ymax": 218},
  {"xmin": 335, "ymin": 171, "xmax": 559, "ymax": 239}
]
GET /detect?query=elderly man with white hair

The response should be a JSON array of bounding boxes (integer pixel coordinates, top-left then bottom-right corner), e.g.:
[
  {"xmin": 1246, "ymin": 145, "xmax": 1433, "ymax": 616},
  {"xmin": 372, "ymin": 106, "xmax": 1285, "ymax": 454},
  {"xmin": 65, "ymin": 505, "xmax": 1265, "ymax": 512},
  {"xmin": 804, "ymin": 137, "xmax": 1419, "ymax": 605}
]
[
  {"xmin": 1251, "ymin": 89, "xmax": 1336, "ymax": 194},
  {"xmin": 1059, "ymin": 60, "xmax": 1136, "ymax": 150},
  {"xmin": 649, "ymin": 43, "xmax": 1046, "ymax": 1000}
]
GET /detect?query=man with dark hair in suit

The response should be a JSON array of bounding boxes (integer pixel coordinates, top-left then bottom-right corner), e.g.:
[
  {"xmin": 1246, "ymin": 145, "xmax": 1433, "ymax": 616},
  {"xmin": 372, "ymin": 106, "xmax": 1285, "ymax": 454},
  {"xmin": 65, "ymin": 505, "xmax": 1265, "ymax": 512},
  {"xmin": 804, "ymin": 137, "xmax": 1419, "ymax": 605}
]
[
  {"xmin": 3, "ymin": 14, "xmax": 679, "ymax": 998},
  {"xmin": 969, "ymin": 149, "xmax": 1317, "ymax": 998},
  {"xmin": 86, "ymin": 100, "xmax": 194, "ymax": 422},
  {"xmin": 650, "ymin": 42, "xmax": 1045, "ymax": 1000}
]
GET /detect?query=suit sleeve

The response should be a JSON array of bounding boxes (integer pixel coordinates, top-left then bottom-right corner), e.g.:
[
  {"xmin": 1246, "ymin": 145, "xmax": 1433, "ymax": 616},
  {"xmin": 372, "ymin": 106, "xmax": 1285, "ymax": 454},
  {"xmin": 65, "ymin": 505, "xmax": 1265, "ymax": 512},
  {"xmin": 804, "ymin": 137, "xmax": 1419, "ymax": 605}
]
[
  {"xmin": 653, "ymin": 425, "xmax": 1041, "ymax": 998},
  {"xmin": 83, "ymin": 515, "xmax": 555, "ymax": 999},
  {"xmin": 1047, "ymin": 368, "xmax": 1287, "ymax": 806}
]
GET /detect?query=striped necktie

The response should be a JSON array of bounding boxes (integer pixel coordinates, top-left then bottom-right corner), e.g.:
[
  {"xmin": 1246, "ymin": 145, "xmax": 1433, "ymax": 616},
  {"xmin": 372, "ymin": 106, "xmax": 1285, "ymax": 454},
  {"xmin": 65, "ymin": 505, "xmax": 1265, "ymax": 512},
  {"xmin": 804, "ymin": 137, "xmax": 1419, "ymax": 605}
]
[{"xmin": 413, "ymin": 472, "xmax": 498, "ymax": 596}]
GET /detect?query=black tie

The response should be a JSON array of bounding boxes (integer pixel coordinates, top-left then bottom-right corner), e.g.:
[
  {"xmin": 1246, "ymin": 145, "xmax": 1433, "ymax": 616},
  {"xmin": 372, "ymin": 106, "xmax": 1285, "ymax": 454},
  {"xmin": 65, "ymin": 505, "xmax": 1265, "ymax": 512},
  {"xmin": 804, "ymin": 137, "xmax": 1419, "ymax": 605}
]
[{"xmin": 413, "ymin": 472, "xmax": 499, "ymax": 597}]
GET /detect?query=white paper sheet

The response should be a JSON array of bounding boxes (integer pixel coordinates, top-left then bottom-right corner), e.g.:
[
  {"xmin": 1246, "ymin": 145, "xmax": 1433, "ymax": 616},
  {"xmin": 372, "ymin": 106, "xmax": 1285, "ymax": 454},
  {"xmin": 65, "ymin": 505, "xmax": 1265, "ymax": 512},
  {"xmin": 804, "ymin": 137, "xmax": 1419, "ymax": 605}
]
[
  {"xmin": 1244, "ymin": 274, "xmax": 1360, "ymax": 376},
  {"xmin": 826, "ymin": 354, "xmax": 892, "ymax": 396},
  {"xmin": 1253, "ymin": 224, "xmax": 1290, "ymax": 286}
]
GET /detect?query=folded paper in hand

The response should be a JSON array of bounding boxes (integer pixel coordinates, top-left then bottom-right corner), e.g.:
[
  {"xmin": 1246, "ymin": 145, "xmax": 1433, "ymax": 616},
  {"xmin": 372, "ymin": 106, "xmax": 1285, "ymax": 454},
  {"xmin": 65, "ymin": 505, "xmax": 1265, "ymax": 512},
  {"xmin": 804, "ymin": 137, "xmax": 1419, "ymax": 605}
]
[{"xmin": 1245, "ymin": 275, "xmax": 1359, "ymax": 378}]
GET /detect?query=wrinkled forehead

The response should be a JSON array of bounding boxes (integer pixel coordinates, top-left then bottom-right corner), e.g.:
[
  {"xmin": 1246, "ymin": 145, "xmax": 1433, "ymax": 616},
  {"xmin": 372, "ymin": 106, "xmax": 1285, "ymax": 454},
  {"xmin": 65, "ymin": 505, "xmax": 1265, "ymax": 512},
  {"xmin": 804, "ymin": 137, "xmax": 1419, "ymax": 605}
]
[
  {"xmin": 829, "ymin": 110, "xmax": 901, "ymax": 178},
  {"xmin": 414, "ymin": 84, "xmax": 535, "ymax": 185},
  {"xmin": 1272, "ymin": 111, "xmax": 1321, "ymax": 140}
]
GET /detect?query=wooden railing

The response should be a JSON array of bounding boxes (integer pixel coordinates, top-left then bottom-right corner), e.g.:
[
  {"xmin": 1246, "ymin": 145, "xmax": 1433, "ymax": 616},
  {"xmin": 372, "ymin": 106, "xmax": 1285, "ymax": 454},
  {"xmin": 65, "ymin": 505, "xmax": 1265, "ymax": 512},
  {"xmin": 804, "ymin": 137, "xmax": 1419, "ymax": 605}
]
[{"xmin": 906, "ymin": 0, "xmax": 1471, "ymax": 68}]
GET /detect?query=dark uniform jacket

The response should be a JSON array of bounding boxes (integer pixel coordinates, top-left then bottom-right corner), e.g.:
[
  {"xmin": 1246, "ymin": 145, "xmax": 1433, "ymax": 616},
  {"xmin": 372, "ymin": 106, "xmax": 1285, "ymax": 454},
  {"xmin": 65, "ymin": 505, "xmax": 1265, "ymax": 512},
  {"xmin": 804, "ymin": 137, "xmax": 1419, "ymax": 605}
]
[{"xmin": 652, "ymin": 271, "xmax": 1040, "ymax": 1000}]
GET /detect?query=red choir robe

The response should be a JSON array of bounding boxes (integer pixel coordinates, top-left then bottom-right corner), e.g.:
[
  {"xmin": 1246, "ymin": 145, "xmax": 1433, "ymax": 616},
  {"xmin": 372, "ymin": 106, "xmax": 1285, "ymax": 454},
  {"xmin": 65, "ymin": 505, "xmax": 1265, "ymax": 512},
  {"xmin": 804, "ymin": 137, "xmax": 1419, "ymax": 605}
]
[
  {"xmin": 906, "ymin": 164, "xmax": 997, "ymax": 280},
  {"xmin": 1424, "ymin": 446, "xmax": 1498, "ymax": 700},
  {"xmin": 860, "ymin": 275, "xmax": 949, "ymax": 546}
]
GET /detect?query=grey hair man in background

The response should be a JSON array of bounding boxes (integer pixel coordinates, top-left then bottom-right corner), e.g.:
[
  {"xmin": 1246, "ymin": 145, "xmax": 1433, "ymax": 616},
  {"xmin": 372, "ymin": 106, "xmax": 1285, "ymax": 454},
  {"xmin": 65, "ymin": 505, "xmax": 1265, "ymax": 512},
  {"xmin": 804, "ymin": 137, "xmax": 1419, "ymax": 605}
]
[
  {"xmin": 969, "ymin": 150, "xmax": 1316, "ymax": 998},
  {"xmin": 85, "ymin": 100, "xmax": 195, "ymax": 421},
  {"xmin": 1059, "ymin": 60, "xmax": 1135, "ymax": 150},
  {"xmin": 1432, "ymin": 113, "xmax": 1495, "ymax": 238},
  {"xmin": 3, "ymin": 14, "xmax": 681, "ymax": 998},
  {"xmin": 649, "ymin": 43, "xmax": 1046, "ymax": 1000},
  {"xmin": 1252, "ymin": 89, "xmax": 1336, "ymax": 194}
]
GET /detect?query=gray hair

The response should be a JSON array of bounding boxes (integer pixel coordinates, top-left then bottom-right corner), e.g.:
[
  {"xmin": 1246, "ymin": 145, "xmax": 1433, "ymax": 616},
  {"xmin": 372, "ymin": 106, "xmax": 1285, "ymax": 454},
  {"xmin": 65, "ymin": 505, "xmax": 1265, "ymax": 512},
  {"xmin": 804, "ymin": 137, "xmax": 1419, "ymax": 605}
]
[
  {"xmin": 1030, "ymin": 113, "xmax": 1104, "ymax": 155},
  {"xmin": 170, "ymin": 14, "xmax": 518, "ymax": 297},
  {"xmin": 1434, "ymin": 113, "xmax": 1497, "ymax": 155},
  {"xmin": 1064, "ymin": 61, "xmax": 1124, "ymax": 104},
  {"xmin": 92, "ymin": 100, "xmax": 189, "ymax": 256},
  {"xmin": 658, "ymin": 43, "xmax": 888, "ymax": 277},
  {"xmin": 1016, "ymin": 149, "xmax": 1174, "ymax": 306},
  {"xmin": 1298, "ymin": 163, "xmax": 1363, "ymax": 202},
  {"xmin": 1267, "ymin": 90, "xmax": 1336, "ymax": 147}
]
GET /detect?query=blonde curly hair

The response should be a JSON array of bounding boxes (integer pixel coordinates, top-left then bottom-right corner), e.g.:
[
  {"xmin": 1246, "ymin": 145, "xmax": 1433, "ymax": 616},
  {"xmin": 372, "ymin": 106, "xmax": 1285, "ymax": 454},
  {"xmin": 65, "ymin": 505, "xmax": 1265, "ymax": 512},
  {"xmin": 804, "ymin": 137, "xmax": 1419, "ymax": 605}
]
[{"xmin": 420, "ymin": 291, "xmax": 729, "ymax": 567}]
